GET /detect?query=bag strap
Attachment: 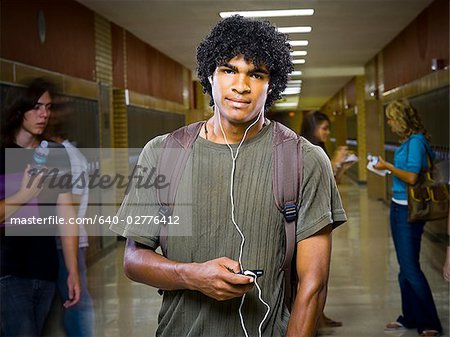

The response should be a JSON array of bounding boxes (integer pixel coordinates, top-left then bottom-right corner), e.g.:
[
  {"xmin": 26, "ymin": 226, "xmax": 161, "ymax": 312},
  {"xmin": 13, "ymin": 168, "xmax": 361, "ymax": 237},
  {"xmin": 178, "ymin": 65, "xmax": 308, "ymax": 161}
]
[
  {"xmin": 157, "ymin": 121, "xmax": 203, "ymax": 256},
  {"xmin": 271, "ymin": 121, "xmax": 303, "ymax": 309},
  {"xmin": 406, "ymin": 135, "xmax": 433, "ymax": 173}
]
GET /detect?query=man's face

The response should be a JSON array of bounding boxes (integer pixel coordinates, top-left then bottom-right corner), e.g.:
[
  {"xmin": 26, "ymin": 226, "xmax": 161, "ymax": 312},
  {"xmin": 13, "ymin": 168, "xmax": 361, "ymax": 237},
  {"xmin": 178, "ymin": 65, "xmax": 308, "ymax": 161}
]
[
  {"xmin": 211, "ymin": 55, "xmax": 270, "ymax": 124},
  {"xmin": 21, "ymin": 91, "xmax": 52, "ymax": 137}
]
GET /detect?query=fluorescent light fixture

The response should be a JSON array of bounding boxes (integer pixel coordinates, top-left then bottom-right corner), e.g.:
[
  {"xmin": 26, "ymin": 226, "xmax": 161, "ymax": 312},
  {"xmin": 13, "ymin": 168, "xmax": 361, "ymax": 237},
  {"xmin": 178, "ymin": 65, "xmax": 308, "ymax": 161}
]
[
  {"xmin": 282, "ymin": 89, "xmax": 301, "ymax": 95},
  {"xmin": 291, "ymin": 51, "xmax": 307, "ymax": 56},
  {"xmin": 278, "ymin": 26, "xmax": 312, "ymax": 33},
  {"xmin": 275, "ymin": 102, "xmax": 298, "ymax": 107},
  {"xmin": 292, "ymin": 59, "xmax": 306, "ymax": 64},
  {"xmin": 290, "ymin": 71, "xmax": 302, "ymax": 76},
  {"xmin": 290, "ymin": 40, "xmax": 309, "ymax": 47},
  {"xmin": 125, "ymin": 89, "xmax": 129, "ymax": 106},
  {"xmin": 288, "ymin": 80, "xmax": 302, "ymax": 84},
  {"xmin": 220, "ymin": 9, "xmax": 314, "ymax": 18}
]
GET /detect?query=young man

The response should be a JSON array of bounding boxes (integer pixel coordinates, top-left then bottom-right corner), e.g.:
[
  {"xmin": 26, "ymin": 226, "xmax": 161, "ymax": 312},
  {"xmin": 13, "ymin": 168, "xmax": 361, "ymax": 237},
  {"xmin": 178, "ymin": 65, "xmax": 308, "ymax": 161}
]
[
  {"xmin": 0, "ymin": 78, "xmax": 80, "ymax": 336},
  {"xmin": 110, "ymin": 16, "xmax": 346, "ymax": 336}
]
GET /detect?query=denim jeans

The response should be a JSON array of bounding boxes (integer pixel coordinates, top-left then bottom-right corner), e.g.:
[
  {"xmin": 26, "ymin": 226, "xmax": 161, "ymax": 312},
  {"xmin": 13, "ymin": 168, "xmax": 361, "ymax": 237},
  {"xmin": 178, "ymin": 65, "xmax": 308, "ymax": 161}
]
[
  {"xmin": 57, "ymin": 248, "xmax": 94, "ymax": 337},
  {"xmin": 390, "ymin": 202, "xmax": 442, "ymax": 334},
  {"xmin": 0, "ymin": 275, "xmax": 55, "ymax": 336}
]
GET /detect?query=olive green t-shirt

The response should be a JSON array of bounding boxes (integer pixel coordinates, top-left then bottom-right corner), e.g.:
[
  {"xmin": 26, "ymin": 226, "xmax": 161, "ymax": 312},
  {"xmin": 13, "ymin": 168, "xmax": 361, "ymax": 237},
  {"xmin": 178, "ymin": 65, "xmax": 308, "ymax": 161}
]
[{"xmin": 110, "ymin": 123, "xmax": 346, "ymax": 337}]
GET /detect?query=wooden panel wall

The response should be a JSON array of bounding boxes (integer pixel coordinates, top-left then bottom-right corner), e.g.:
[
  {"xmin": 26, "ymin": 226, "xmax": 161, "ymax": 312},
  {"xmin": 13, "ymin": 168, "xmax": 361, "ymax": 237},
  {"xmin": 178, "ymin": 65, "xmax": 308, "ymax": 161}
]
[
  {"xmin": 0, "ymin": 0, "xmax": 95, "ymax": 81},
  {"xmin": 125, "ymin": 32, "xmax": 184, "ymax": 104},
  {"xmin": 383, "ymin": 0, "xmax": 449, "ymax": 91},
  {"xmin": 111, "ymin": 24, "xmax": 125, "ymax": 89}
]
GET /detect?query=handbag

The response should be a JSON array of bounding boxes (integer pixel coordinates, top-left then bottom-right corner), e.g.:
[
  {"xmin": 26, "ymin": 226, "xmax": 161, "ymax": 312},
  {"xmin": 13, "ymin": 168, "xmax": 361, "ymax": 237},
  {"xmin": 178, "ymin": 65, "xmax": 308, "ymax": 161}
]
[{"xmin": 407, "ymin": 139, "xmax": 449, "ymax": 222}]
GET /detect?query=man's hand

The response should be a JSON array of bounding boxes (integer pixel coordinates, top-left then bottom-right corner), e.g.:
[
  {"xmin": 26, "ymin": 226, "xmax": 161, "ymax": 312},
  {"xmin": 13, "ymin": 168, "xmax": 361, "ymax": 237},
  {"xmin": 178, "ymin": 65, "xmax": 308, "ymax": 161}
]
[
  {"xmin": 63, "ymin": 271, "xmax": 80, "ymax": 308},
  {"xmin": 124, "ymin": 241, "xmax": 254, "ymax": 301},
  {"xmin": 183, "ymin": 257, "xmax": 254, "ymax": 301}
]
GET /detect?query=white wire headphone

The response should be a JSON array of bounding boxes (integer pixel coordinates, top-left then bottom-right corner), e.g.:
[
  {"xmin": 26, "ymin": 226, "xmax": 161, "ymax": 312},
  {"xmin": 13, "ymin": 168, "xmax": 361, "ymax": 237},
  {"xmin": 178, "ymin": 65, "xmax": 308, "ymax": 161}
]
[{"xmin": 210, "ymin": 78, "xmax": 271, "ymax": 336}]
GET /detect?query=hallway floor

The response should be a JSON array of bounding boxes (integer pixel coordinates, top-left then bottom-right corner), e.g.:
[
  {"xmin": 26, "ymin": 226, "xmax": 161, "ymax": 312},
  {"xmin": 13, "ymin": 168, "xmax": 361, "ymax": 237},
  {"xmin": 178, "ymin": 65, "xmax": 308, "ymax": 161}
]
[{"xmin": 49, "ymin": 179, "xmax": 449, "ymax": 336}]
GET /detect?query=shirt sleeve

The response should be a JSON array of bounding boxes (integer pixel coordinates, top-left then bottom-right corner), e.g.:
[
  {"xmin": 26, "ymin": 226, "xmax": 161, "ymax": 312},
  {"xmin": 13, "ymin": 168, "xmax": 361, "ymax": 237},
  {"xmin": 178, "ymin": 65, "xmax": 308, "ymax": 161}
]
[
  {"xmin": 109, "ymin": 135, "xmax": 168, "ymax": 249},
  {"xmin": 296, "ymin": 142, "xmax": 347, "ymax": 242},
  {"xmin": 48, "ymin": 144, "xmax": 72, "ymax": 195},
  {"xmin": 404, "ymin": 137, "xmax": 427, "ymax": 174},
  {"xmin": 66, "ymin": 147, "xmax": 89, "ymax": 196}
]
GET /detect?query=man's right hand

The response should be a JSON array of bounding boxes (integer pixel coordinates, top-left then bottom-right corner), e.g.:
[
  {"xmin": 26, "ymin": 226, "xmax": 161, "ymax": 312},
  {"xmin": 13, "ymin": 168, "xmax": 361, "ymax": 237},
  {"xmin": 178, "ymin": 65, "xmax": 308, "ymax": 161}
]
[{"xmin": 181, "ymin": 257, "xmax": 255, "ymax": 301}]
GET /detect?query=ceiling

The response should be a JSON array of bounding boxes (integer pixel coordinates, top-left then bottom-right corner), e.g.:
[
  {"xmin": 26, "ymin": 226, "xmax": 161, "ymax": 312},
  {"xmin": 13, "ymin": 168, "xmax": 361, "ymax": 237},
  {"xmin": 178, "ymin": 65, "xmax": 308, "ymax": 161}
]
[{"xmin": 78, "ymin": 0, "xmax": 433, "ymax": 111}]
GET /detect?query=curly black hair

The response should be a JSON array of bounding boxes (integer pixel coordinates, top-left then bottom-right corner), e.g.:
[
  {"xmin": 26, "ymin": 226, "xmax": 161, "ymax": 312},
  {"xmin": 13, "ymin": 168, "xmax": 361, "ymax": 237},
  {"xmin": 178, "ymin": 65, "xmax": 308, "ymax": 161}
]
[{"xmin": 196, "ymin": 15, "xmax": 293, "ymax": 110}]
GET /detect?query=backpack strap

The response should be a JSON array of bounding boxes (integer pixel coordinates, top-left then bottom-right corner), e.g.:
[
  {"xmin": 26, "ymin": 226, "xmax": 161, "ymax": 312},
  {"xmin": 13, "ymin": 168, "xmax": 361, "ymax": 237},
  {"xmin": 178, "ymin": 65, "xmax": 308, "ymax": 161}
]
[
  {"xmin": 157, "ymin": 121, "xmax": 203, "ymax": 256},
  {"xmin": 271, "ymin": 121, "xmax": 303, "ymax": 310}
]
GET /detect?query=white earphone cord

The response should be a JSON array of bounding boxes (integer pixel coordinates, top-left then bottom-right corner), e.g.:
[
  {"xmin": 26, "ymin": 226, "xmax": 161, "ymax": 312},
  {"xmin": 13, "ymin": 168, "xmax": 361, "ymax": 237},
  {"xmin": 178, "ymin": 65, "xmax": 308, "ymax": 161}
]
[{"xmin": 215, "ymin": 105, "xmax": 271, "ymax": 337}]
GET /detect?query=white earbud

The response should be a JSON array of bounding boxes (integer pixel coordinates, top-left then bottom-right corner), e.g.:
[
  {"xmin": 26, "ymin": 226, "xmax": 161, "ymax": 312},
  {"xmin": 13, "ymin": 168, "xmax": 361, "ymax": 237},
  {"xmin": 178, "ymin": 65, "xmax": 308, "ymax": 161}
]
[{"xmin": 208, "ymin": 76, "xmax": 213, "ymax": 84}]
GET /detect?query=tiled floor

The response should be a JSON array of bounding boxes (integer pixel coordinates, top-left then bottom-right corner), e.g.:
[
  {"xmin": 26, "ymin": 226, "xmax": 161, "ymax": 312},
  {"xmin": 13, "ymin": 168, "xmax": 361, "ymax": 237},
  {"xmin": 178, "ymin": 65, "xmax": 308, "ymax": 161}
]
[{"xmin": 45, "ymin": 179, "xmax": 449, "ymax": 336}]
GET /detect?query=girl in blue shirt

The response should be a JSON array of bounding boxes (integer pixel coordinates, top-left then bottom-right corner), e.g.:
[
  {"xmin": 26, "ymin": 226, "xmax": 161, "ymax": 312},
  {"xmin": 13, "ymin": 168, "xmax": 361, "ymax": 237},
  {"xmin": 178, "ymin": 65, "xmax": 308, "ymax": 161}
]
[{"xmin": 374, "ymin": 99, "xmax": 442, "ymax": 337}]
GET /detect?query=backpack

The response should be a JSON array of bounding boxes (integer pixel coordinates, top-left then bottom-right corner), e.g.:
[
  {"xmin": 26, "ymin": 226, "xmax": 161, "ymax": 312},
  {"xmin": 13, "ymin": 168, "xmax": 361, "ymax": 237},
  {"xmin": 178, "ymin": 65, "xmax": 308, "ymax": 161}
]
[{"xmin": 156, "ymin": 120, "xmax": 303, "ymax": 310}]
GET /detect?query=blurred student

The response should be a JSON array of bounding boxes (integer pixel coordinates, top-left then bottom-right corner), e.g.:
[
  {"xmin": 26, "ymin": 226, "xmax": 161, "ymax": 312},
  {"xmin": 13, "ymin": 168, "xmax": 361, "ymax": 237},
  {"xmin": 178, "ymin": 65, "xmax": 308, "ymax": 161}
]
[
  {"xmin": 0, "ymin": 78, "xmax": 80, "ymax": 336},
  {"xmin": 300, "ymin": 110, "xmax": 356, "ymax": 184},
  {"xmin": 374, "ymin": 99, "xmax": 442, "ymax": 337}
]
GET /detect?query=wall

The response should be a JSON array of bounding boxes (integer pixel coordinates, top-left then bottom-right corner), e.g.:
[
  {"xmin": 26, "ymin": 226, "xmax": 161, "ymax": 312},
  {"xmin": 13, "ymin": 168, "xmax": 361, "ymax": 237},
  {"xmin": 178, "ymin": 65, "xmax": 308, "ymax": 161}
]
[
  {"xmin": 383, "ymin": 0, "xmax": 449, "ymax": 91},
  {"xmin": 111, "ymin": 28, "xmax": 185, "ymax": 104},
  {"xmin": 1, "ymin": 0, "xmax": 95, "ymax": 81}
]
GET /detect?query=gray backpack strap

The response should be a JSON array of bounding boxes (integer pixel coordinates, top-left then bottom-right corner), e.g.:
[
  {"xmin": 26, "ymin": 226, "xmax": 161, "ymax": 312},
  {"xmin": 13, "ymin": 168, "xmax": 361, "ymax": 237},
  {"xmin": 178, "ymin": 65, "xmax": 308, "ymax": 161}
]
[
  {"xmin": 271, "ymin": 121, "xmax": 303, "ymax": 310},
  {"xmin": 157, "ymin": 122, "xmax": 203, "ymax": 256}
]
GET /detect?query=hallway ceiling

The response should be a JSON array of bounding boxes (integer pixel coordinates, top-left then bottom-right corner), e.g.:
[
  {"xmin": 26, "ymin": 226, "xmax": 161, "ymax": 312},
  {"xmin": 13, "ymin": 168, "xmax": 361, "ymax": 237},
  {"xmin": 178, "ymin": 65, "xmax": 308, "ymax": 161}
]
[{"xmin": 78, "ymin": 0, "xmax": 433, "ymax": 111}]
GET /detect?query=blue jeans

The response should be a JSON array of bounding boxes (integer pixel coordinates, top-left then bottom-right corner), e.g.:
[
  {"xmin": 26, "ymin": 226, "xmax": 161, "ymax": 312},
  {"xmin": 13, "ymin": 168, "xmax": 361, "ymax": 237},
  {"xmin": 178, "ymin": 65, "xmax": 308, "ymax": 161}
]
[
  {"xmin": 57, "ymin": 248, "xmax": 94, "ymax": 337},
  {"xmin": 390, "ymin": 202, "xmax": 442, "ymax": 334},
  {"xmin": 0, "ymin": 276, "xmax": 55, "ymax": 336}
]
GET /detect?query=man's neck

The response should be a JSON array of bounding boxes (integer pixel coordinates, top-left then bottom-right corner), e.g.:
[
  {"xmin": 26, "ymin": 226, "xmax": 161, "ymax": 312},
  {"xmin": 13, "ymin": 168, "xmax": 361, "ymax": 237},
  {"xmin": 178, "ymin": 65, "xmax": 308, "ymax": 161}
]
[
  {"xmin": 14, "ymin": 129, "xmax": 39, "ymax": 149},
  {"xmin": 205, "ymin": 114, "xmax": 265, "ymax": 144}
]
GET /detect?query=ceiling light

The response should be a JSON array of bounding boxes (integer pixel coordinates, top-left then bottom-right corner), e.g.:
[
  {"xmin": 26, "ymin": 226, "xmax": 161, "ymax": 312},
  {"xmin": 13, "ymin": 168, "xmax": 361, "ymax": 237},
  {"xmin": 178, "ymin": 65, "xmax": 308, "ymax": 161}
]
[
  {"xmin": 278, "ymin": 26, "xmax": 312, "ymax": 33},
  {"xmin": 292, "ymin": 59, "xmax": 306, "ymax": 64},
  {"xmin": 290, "ymin": 40, "xmax": 309, "ymax": 47},
  {"xmin": 220, "ymin": 9, "xmax": 314, "ymax": 18},
  {"xmin": 282, "ymin": 89, "xmax": 301, "ymax": 95},
  {"xmin": 291, "ymin": 51, "xmax": 307, "ymax": 56},
  {"xmin": 290, "ymin": 71, "xmax": 302, "ymax": 76},
  {"xmin": 275, "ymin": 102, "xmax": 298, "ymax": 107},
  {"xmin": 288, "ymin": 80, "xmax": 302, "ymax": 84}
]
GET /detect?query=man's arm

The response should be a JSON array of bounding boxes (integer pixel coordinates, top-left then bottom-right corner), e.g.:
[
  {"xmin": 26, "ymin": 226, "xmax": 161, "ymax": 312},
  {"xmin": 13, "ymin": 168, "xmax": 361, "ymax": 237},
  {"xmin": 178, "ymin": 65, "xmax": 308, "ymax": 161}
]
[
  {"xmin": 124, "ymin": 239, "xmax": 254, "ymax": 301},
  {"xmin": 56, "ymin": 192, "xmax": 80, "ymax": 308},
  {"xmin": 286, "ymin": 224, "xmax": 332, "ymax": 337}
]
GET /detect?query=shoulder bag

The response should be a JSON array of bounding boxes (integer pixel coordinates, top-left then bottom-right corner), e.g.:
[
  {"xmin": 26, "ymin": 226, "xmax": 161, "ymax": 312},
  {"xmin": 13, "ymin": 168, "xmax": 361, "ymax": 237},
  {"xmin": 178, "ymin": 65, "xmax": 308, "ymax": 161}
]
[{"xmin": 407, "ymin": 138, "xmax": 449, "ymax": 222}]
